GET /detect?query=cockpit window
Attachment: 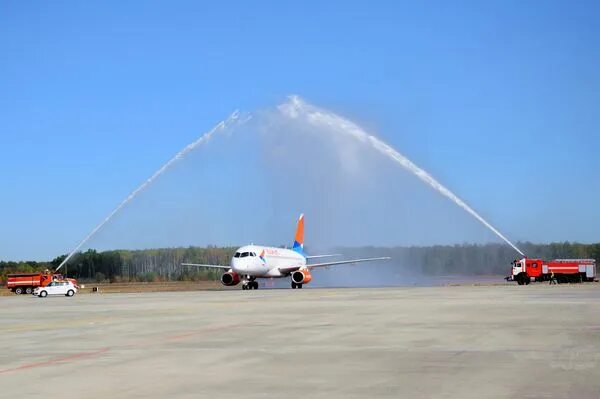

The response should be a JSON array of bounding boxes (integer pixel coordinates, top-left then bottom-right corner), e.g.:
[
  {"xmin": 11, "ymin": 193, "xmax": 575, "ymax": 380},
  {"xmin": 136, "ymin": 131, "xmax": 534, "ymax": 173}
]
[
  {"xmin": 234, "ymin": 252, "xmax": 241, "ymax": 258},
  {"xmin": 241, "ymin": 252, "xmax": 249, "ymax": 258}
]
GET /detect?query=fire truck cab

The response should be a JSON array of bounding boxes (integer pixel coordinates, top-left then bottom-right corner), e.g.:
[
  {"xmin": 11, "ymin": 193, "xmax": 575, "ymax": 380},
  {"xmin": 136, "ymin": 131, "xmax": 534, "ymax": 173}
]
[{"xmin": 511, "ymin": 258, "xmax": 540, "ymax": 285}]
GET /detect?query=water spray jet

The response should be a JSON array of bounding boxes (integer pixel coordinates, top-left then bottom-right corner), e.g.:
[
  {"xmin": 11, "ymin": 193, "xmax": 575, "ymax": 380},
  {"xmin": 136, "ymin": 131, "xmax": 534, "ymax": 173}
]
[
  {"xmin": 278, "ymin": 95, "xmax": 525, "ymax": 257},
  {"xmin": 55, "ymin": 110, "xmax": 244, "ymax": 271}
]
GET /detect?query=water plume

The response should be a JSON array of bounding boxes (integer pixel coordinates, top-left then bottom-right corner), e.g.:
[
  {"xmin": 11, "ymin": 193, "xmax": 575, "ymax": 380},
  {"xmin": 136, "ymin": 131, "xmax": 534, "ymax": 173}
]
[
  {"xmin": 55, "ymin": 110, "xmax": 244, "ymax": 271},
  {"xmin": 278, "ymin": 95, "xmax": 525, "ymax": 257}
]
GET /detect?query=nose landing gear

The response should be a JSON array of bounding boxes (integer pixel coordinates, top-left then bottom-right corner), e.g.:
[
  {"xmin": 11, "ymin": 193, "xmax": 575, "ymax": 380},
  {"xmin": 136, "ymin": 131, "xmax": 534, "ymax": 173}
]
[{"xmin": 242, "ymin": 277, "xmax": 259, "ymax": 290}]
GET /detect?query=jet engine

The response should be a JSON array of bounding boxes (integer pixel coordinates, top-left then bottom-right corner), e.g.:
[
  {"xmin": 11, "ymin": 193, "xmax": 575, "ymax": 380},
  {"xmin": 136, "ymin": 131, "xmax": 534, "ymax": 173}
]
[
  {"xmin": 221, "ymin": 271, "xmax": 240, "ymax": 286},
  {"xmin": 291, "ymin": 269, "xmax": 312, "ymax": 285}
]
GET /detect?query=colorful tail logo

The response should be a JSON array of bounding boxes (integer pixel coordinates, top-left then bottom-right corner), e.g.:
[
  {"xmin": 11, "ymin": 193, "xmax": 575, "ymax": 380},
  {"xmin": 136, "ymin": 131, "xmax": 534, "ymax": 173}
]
[
  {"xmin": 292, "ymin": 213, "xmax": 305, "ymax": 255},
  {"xmin": 259, "ymin": 250, "xmax": 266, "ymax": 263}
]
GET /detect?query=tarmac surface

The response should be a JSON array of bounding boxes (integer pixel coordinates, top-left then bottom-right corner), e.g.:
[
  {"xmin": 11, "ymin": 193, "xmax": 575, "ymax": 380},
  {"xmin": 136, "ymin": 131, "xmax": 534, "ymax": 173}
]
[{"xmin": 1, "ymin": 285, "xmax": 599, "ymax": 399}]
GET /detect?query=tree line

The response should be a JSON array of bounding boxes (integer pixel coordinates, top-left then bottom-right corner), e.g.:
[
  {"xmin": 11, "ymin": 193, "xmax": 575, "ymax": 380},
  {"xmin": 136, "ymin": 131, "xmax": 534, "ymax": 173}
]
[
  {"xmin": 1, "ymin": 242, "xmax": 599, "ymax": 283},
  {"xmin": 0, "ymin": 246, "xmax": 236, "ymax": 283}
]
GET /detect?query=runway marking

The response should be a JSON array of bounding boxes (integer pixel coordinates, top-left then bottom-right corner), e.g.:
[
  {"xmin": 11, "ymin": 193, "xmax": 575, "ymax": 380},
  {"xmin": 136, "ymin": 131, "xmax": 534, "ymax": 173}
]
[{"xmin": 0, "ymin": 348, "xmax": 110, "ymax": 375}]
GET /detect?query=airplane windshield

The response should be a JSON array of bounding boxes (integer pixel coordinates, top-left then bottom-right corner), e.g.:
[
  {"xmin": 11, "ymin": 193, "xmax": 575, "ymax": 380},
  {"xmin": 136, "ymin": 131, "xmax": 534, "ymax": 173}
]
[
  {"xmin": 234, "ymin": 253, "xmax": 241, "ymax": 258},
  {"xmin": 241, "ymin": 252, "xmax": 249, "ymax": 258}
]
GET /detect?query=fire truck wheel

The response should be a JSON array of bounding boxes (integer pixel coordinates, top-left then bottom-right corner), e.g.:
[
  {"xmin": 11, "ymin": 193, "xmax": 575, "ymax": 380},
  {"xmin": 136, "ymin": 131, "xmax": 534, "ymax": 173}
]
[
  {"xmin": 517, "ymin": 278, "xmax": 524, "ymax": 286},
  {"xmin": 39, "ymin": 291, "xmax": 48, "ymax": 298},
  {"xmin": 14, "ymin": 287, "xmax": 23, "ymax": 295},
  {"xmin": 25, "ymin": 287, "xmax": 33, "ymax": 294},
  {"xmin": 66, "ymin": 290, "xmax": 75, "ymax": 297},
  {"xmin": 558, "ymin": 276, "xmax": 568, "ymax": 284}
]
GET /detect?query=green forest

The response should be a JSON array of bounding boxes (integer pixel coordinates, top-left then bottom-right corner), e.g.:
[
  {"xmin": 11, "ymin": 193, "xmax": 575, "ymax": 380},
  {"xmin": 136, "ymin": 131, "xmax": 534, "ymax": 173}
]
[{"xmin": 1, "ymin": 242, "xmax": 599, "ymax": 283}]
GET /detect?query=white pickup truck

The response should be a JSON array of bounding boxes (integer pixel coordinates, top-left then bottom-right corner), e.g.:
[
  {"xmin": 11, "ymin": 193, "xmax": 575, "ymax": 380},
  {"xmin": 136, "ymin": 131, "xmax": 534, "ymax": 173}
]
[{"xmin": 33, "ymin": 281, "xmax": 78, "ymax": 298}]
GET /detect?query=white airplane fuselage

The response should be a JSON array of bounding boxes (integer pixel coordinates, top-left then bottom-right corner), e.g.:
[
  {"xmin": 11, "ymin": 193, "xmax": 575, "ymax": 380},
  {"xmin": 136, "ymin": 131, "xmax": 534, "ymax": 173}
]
[{"xmin": 230, "ymin": 245, "xmax": 305, "ymax": 278}]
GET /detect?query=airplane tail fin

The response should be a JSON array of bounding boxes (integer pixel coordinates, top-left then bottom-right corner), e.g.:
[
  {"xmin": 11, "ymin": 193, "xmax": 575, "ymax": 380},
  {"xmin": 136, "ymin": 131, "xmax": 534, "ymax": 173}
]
[{"xmin": 292, "ymin": 213, "xmax": 305, "ymax": 255}]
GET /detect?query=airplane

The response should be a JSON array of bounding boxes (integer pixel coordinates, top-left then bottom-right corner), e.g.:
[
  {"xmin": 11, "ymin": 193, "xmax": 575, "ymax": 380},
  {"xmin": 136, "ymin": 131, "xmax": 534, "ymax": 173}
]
[{"xmin": 181, "ymin": 214, "xmax": 391, "ymax": 290}]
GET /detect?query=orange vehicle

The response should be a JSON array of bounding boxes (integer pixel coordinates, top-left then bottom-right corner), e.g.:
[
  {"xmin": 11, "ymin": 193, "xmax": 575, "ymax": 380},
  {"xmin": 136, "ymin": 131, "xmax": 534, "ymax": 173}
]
[{"xmin": 6, "ymin": 272, "xmax": 78, "ymax": 294}]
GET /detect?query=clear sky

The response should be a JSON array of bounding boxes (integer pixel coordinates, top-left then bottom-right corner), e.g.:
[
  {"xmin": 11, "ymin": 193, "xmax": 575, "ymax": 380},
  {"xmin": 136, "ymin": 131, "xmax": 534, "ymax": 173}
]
[{"xmin": 1, "ymin": 0, "xmax": 599, "ymax": 261}]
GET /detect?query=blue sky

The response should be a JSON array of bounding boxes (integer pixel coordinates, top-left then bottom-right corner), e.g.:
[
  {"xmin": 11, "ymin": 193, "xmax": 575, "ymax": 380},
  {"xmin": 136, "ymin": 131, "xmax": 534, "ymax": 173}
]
[{"xmin": 1, "ymin": 0, "xmax": 599, "ymax": 261}]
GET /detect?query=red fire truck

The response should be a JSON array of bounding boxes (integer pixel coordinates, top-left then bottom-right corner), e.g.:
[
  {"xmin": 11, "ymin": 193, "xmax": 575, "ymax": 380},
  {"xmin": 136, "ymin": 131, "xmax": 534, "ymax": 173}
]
[
  {"xmin": 6, "ymin": 272, "xmax": 71, "ymax": 294},
  {"xmin": 510, "ymin": 258, "xmax": 596, "ymax": 285}
]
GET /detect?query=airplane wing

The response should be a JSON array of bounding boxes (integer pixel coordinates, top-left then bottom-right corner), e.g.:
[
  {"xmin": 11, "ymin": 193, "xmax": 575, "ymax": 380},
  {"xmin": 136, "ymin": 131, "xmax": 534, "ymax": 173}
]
[
  {"xmin": 305, "ymin": 254, "xmax": 341, "ymax": 260},
  {"xmin": 181, "ymin": 263, "xmax": 231, "ymax": 270},
  {"xmin": 279, "ymin": 257, "xmax": 391, "ymax": 274}
]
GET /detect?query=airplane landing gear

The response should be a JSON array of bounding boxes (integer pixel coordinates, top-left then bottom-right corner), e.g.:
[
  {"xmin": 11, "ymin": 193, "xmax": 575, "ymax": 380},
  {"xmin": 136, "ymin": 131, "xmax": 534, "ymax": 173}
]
[
  {"xmin": 242, "ymin": 278, "xmax": 259, "ymax": 290},
  {"xmin": 291, "ymin": 282, "xmax": 303, "ymax": 289}
]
